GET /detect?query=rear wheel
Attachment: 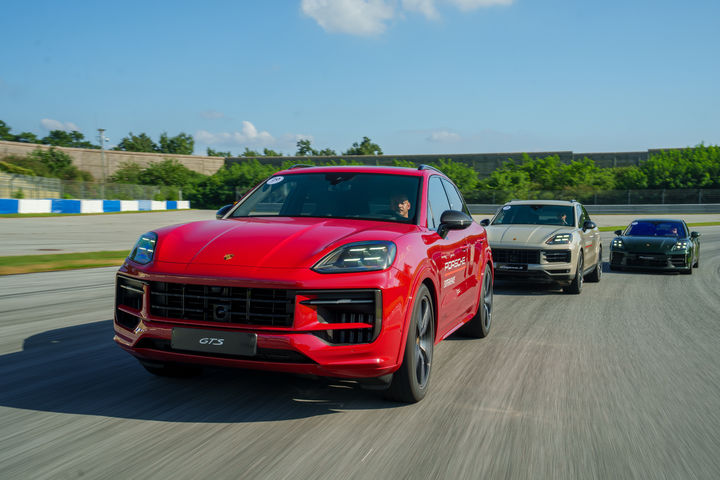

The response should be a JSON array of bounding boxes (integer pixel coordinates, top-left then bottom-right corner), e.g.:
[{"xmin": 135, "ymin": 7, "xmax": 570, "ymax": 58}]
[
  {"xmin": 461, "ymin": 264, "xmax": 493, "ymax": 338},
  {"xmin": 564, "ymin": 251, "xmax": 584, "ymax": 294},
  {"xmin": 386, "ymin": 284, "xmax": 434, "ymax": 403}
]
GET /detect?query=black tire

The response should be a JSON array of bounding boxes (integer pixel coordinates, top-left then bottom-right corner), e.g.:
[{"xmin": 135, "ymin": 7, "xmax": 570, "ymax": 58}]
[
  {"xmin": 563, "ymin": 251, "xmax": 584, "ymax": 294},
  {"xmin": 586, "ymin": 246, "xmax": 602, "ymax": 283},
  {"xmin": 461, "ymin": 264, "xmax": 493, "ymax": 338},
  {"xmin": 140, "ymin": 360, "xmax": 202, "ymax": 377},
  {"xmin": 386, "ymin": 284, "xmax": 434, "ymax": 403}
]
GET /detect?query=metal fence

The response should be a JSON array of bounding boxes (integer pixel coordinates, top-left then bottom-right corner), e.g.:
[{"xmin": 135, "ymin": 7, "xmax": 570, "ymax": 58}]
[
  {"xmin": 471, "ymin": 188, "xmax": 720, "ymax": 205},
  {"xmin": 0, "ymin": 173, "xmax": 181, "ymax": 200}
]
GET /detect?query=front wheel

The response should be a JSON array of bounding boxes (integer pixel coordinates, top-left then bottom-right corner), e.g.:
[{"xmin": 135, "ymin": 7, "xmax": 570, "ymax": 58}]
[
  {"xmin": 586, "ymin": 246, "xmax": 602, "ymax": 283},
  {"xmin": 461, "ymin": 264, "xmax": 493, "ymax": 338},
  {"xmin": 386, "ymin": 284, "xmax": 435, "ymax": 403},
  {"xmin": 563, "ymin": 251, "xmax": 584, "ymax": 294}
]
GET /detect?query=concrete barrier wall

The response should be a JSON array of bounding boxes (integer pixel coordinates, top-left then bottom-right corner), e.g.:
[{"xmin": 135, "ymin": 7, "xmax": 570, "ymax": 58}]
[
  {"xmin": 0, "ymin": 141, "xmax": 224, "ymax": 180},
  {"xmin": 0, "ymin": 199, "xmax": 190, "ymax": 214}
]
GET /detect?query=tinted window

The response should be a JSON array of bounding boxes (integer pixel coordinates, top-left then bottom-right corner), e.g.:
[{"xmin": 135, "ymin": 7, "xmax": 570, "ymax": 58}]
[
  {"xmin": 427, "ymin": 176, "xmax": 451, "ymax": 230},
  {"xmin": 230, "ymin": 172, "xmax": 421, "ymax": 223},
  {"xmin": 626, "ymin": 220, "xmax": 686, "ymax": 237},
  {"xmin": 441, "ymin": 178, "xmax": 469, "ymax": 215},
  {"xmin": 492, "ymin": 204, "xmax": 574, "ymax": 226}
]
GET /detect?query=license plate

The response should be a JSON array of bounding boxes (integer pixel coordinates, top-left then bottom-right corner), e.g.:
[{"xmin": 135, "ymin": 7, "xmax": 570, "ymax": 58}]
[
  {"xmin": 171, "ymin": 328, "xmax": 257, "ymax": 356},
  {"xmin": 497, "ymin": 264, "xmax": 527, "ymax": 271}
]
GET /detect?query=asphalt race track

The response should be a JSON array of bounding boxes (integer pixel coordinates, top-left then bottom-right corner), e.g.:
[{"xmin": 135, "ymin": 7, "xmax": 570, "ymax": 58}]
[{"xmin": 1, "ymin": 229, "xmax": 719, "ymax": 479}]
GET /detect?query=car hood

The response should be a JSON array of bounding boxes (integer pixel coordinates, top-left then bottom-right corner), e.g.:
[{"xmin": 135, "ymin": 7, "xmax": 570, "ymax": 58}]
[
  {"xmin": 485, "ymin": 224, "xmax": 572, "ymax": 246},
  {"xmin": 152, "ymin": 217, "xmax": 413, "ymax": 268},
  {"xmin": 618, "ymin": 236, "xmax": 681, "ymax": 252}
]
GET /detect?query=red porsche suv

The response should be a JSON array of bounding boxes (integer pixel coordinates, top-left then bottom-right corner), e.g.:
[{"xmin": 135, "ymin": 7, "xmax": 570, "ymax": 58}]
[{"xmin": 114, "ymin": 165, "xmax": 494, "ymax": 402}]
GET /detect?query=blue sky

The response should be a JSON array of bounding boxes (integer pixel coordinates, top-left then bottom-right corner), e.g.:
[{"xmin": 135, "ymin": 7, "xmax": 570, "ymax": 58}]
[{"xmin": 1, "ymin": 0, "xmax": 718, "ymax": 156}]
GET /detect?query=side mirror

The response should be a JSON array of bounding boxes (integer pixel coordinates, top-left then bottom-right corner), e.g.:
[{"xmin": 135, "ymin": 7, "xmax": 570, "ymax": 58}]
[
  {"xmin": 583, "ymin": 220, "xmax": 597, "ymax": 231},
  {"xmin": 438, "ymin": 210, "xmax": 473, "ymax": 238},
  {"xmin": 690, "ymin": 231, "xmax": 700, "ymax": 238},
  {"xmin": 215, "ymin": 204, "xmax": 234, "ymax": 219},
  {"xmin": 614, "ymin": 229, "xmax": 623, "ymax": 236},
  {"xmin": 480, "ymin": 218, "xmax": 490, "ymax": 227}
]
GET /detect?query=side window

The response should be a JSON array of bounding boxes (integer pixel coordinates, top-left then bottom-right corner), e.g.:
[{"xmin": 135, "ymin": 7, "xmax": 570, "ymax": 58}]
[
  {"xmin": 427, "ymin": 176, "xmax": 451, "ymax": 230},
  {"xmin": 441, "ymin": 178, "xmax": 469, "ymax": 215},
  {"xmin": 576, "ymin": 205, "xmax": 586, "ymax": 226},
  {"xmin": 582, "ymin": 206, "xmax": 591, "ymax": 224}
]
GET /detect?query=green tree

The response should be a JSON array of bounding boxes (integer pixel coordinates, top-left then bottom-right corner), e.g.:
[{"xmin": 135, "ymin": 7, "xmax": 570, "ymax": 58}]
[
  {"xmin": 343, "ymin": 136, "xmax": 383, "ymax": 156},
  {"xmin": 108, "ymin": 161, "xmax": 143, "ymax": 184},
  {"xmin": 295, "ymin": 139, "xmax": 337, "ymax": 156},
  {"xmin": 114, "ymin": 132, "xmax": 158, "ymax": 152},
  {"xmin": 41, "ymin": 130, "xmax": 98, "ymax": 149},
  {"xmin": 240, "ymin": 147, "xmax": 261, "ymax": 157},
  {"xmin": 158, "ymin": 132, "xmax": 194, "ymax": 155},
  {"xmin": 26, "ymin": 148, "xmax": 94, "ymax": 181},
  {"xmin": 430, "ymin": 158, "xmax": 479, "ymax": 198},
  {"xmin": 207, "ymin": 147, "xmax": 231, "ymax": 157},
  {"xmin": 0, "ymin": 120, "xmax": 13, "ymax": 140},
  {"xmin": 14, "ymin": 132, "xmax": 39, "ymax": 143},
  {"xmin": 138, "ymin": 158, "xmax": 205, "ymax": 187},
  {"xmin": 262, "ymin": 148, "xmax": 283, "ymax": 157}
]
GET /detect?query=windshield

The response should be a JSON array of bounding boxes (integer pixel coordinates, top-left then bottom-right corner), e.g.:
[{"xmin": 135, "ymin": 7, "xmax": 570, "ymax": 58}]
[
  {"xmin": 625, "ymin": 220, "xmax": 686, "ymax": 237},
  {"xmin": 491, "ymin": 204, "xmax": 575, "ymax": 226},
  {"xmin": 230, "ymin": 172, "xmax": 421, "ymax": 223}
]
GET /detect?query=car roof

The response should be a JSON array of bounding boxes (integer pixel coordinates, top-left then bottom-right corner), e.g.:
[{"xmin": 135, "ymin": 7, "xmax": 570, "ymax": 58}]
[
  {"xmin": 274, "ymin": 165, "xmax": 428, "ymax": 177},
  {"xmin": 503, "ymin": 199, "xmax": 577, "ymax": 206}
]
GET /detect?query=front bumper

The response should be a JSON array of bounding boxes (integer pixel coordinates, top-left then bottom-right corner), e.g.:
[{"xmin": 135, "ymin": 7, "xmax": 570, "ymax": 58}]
[
  {"xmin": 491, "ymin": 247, "xmax": 575, "ymax": 285},
  {"xmin": 609, "ymin": 250, "xmax": 690, "ymax": 271},
  {"xmin": 113, "ymin": 263, "xmax": 414, "ymax": 379}
]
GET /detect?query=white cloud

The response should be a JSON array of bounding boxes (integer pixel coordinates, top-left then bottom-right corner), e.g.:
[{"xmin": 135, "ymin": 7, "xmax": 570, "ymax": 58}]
[
  {"xmin": 196, "ymin": 121, "xmax": 275, "ymax": 147},
  {"xmin": 301, "ymin": 0, "xmax": 395, "ymax": 36},
  {"xmin": 401, "ymin": 0, "xmax": 439, "ymax": 19},
  {"xmin": 40, "ymin": 118, "xmax": 79, "ymax": 132},
  {"xmin": 428, "ymin": 130, "xmax": 462, "ymax": 143},
  {"xmin": 302, "ymin": 0, "xmax": 513, "ymax": 35},
  {"xmin": 446, "ymin": 0, "xmax": 513, "ymax": 11}
]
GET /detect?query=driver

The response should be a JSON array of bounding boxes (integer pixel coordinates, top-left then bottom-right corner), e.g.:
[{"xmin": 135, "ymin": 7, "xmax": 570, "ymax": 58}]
[{"xmin": 390, "ymin": 193, "xmax": 411, "ymax": 219}]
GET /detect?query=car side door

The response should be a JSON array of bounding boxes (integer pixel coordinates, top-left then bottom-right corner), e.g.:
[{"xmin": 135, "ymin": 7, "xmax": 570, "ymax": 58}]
[
  {"xmin": 577, "ymin": 204, "xmax": 599, "ymax": 269},
  {"xmin": 426, "ymin": 176, "xmax": 470, "ymax": 338}
]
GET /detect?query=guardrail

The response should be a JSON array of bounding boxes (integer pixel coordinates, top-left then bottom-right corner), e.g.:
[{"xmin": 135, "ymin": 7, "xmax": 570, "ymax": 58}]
[{"xmin": 0, "ymin": 199, "xmax": 190, "ymax": 214}]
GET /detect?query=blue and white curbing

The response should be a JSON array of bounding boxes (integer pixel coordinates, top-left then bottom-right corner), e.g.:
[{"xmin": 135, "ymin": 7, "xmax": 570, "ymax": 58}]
[{"xmin": 0, "ymin": 199, "xmax": 190, "ymax": 214}]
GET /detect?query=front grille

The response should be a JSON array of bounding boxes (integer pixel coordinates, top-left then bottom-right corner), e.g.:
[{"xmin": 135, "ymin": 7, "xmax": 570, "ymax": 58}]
[
  {"xmin": 116, "ymin": 275, "xmax": 145, "ymax": 311},
  {"xmin": 116, "ymin": 310, "xmax": 141, "ymax": 330},
  {"xmin": 301, "ymin": 290, "xmax": 381, "ymax": 345},
  {"xmin": 492, "ymin": 248, "xmax": 541, "ymax": 264},
  {"xmin": 670, "ymin": 254, "xmax": 686, "ymax": 267},
  {"xmin": 149, "ymin": 282, "xmax": 295, "ymax": 327},
  {"xmin": 627, "ymin": 252, "xmax": 667, "ymax": 267},
  {"xmin": 543, "ymin": 250, "xmax": 571, "ymax": 263}
]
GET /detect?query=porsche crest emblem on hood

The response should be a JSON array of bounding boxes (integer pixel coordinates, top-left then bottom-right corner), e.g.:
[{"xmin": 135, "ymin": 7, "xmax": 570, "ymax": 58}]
[{"xmin": 224, "ymin": 253, "xmax": 234, "ymax": 261}]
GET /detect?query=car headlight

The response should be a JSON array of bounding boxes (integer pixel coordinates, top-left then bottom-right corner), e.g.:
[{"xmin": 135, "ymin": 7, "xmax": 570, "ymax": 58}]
[
  {"xmin": 128, "ymin": 232, "xmax": 157, "ymax": 265},
  {"xmin": 611, "ymin": 238, "xmax": 624, "ymax": 248},
  {"xmin": 313, "ymin": 241, "xmax": 396, "ymax": 273},
  {"xmin": 546, "ymin": 233, "xmax": 573, "ymax": 245},
  {"xmin": 672, "ymin": 240, "xmax": 689, "ymax": 251}
]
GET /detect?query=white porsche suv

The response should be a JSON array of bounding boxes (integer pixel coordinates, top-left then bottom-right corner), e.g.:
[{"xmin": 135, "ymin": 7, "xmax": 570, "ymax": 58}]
[{"xmin": 480, "ymin": 200, "xmax": 602, "ymax": 294}]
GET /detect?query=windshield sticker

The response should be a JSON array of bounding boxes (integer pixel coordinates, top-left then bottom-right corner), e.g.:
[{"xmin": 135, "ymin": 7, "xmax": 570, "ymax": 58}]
[
  {"xmin": 267, "ymin": 176, "xmax": 284, "ymax": 185},
  {"xmin": 631, "ymin": 221, "xmax": 638, "ymax": 225},
  {"xmin": 502, "ymin": 206, "xmax": 511, "ymax": 210}
]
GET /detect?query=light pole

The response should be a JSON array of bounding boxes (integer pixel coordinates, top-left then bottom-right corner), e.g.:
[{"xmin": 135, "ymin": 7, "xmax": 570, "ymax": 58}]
[{"xmin": 97, "ymin": 129, "xmax": 109, "ymax": 199}]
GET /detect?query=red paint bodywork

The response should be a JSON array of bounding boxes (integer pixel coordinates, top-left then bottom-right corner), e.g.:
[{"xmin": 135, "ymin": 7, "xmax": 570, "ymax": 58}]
[{"xmin": 114, "ymin": 166, "xmax": 492, "ymax": 379}]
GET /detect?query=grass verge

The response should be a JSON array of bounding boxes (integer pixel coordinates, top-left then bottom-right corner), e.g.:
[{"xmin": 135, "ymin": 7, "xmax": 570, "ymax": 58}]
[{"xmin": 0, "ymin": 251, "xmax": 128, "ymax": 275}]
